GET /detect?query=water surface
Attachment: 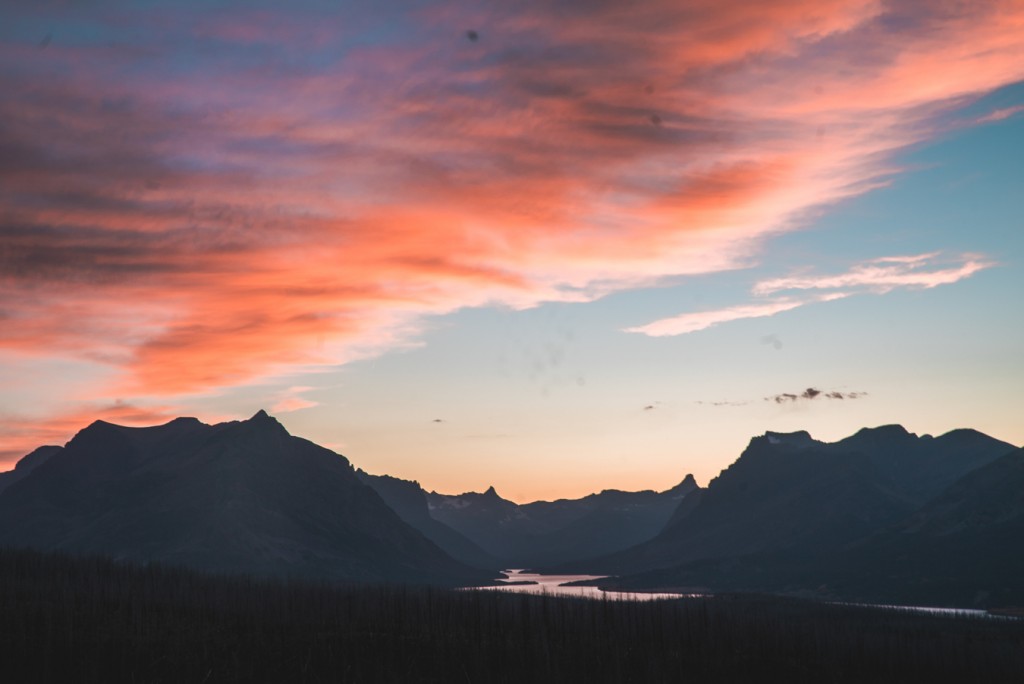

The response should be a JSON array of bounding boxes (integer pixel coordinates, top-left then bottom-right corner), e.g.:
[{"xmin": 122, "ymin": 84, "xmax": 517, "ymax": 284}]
[
  {"xmin": 473, "ymin": 572, "xmax": 1020, "ymax": 618},
  {"xmin": 471, "ymin": 569, "xmax": 688, "ymax": 601},
  {"xmin": 834, "ymin": 601, "xmax": 1015, "ymax": 620}
]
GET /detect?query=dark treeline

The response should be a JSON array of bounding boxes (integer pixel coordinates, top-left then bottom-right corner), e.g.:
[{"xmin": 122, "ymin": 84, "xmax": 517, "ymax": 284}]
[{"xmin": 1, "ymin": 547, "xmax": 1022, "ymax": 683}]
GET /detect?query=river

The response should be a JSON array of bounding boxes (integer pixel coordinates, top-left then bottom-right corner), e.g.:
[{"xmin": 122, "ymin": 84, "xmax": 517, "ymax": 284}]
[
  {"xmin": 469, "ymin": 569, "xmax": 692, "ymax": 601},
  {"xmin": 470, "ymin": 571, "xmax": 1019, "ymax": 618}
]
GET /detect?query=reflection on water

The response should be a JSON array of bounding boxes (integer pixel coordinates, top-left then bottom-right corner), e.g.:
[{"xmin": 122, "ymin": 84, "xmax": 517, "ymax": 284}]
[
  {"xmin": 834, "ymin": 602, "xmax": 1014, "ymax": 620},
  {"xmin": 471, "ymin": 573, "xmax": 1020, "ymax": 617},
  {"xmin": 470, "ymin": 569, "xmax": 689, "ymax": 601}
]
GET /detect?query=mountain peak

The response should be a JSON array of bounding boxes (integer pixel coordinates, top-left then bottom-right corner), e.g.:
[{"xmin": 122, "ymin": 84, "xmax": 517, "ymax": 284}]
[
  {"xmin": 222, "ymin": 410, "xmax": 290, "ymax": 441},
  {"xmin": 166, "ymin": 416, "xmax": 202, "ymax": 427},
  {"xmin": 13, "ymin": 445, "xmax": 61, "ymax": 472},
  {"xmin": 244, "ymin": 409, "xmax": 288, "ymax": 431},
  {"xmin": 838, "ymin": 425, "xmax": 917, "ymax": 450},
  {"xmin": 483, "ymin": 485, "xmax": 500, "ymax": 498},
  {"xmin": 70, "ymin": 419, "xmax": 126, "ymax": 446},
  {"xmin": 665, "ymin": 474, "xmax": 699, "ymax": 497},
  {"xmin": 854, "ymin": 424, "xmax": 913, "ymax": 439},
  {"xmin": 761, "ymin": 430, "xmax": 816, "ymax": 448},
  {"xmin": 936, "ymin": 427, "xmax": 1002, "ymax": 444}
]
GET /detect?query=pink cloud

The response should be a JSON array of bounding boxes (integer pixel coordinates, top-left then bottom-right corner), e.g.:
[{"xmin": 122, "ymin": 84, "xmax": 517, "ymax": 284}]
[
  {"xmin": 975, "ymin": 104, "xmax": 1024, "ymax": 124},
  {"xmin": 625, "ymin": 299, "xmax": 807, "ymax": 337},
  {"xmin": 1, "ymin": 1, "xmax": 1023, "ymax": 453},
  {"xmin": 271, "ymin": 387, "xmax": 319, "ymax": 414}
]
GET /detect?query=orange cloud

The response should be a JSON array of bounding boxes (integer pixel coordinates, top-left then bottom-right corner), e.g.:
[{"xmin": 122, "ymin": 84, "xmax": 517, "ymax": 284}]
[{"xmin": 1, "ymin": 0, "xmax": 1022, "ymax": 431}]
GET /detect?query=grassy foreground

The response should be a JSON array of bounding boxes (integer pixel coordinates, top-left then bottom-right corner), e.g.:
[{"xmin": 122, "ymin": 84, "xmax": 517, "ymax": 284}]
[{"xmin": 1, "ymin": 547, "xmax": 1022, "ymax": 683}]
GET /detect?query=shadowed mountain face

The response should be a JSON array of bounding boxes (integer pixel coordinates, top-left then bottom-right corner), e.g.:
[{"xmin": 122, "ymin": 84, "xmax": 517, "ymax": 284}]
[
  {"xmin": 832, "ymin": 426, "xmax": 1015, "ymax": 503},
  {"xmin": 605, "ymin": 448, "xmax": 1024, "ymax": 608},
  {"xmin": 902, "ymin": 445, "xmax": 1024, "ymax": 536},
  {"xmin": 0, "ymin": 412, "xmax": 489, "ymax": 586},
  {"xmin": 355, "ymin": 470, "xmax": 499, "ymax": 570},
  {"xmin": 573, "ymin": 426, "xmax": 1016, "ymax": 577},
  {"xmin": 425, "ymin": 476, "xmax": 699, "ymax": 567},
  {"xmin": 569, "ymin": 430, "xmax": 912, "ymax": 575},
  {"xmin": 587, "ymin": 428, "xmax": 1022, "ymax": 607},
  {"xmin": 834, "ymin": 445, "xmax": 1024, "ymax": 606},
  {"xmin": 0, "ymin": 445, "xmax": 62, "ymax": 495}
]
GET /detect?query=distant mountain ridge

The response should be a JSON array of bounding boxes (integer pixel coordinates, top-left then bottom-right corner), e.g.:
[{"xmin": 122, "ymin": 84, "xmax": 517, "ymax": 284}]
[
  {"xmin": 355, "ymin": 469, "xmax": 499, "ymax": 569},
  {"xmin": 356, "ymin": 471, "xmax": 700, "ymax": 568},
  {"xmin": 0, "ymin": 411, "xmax": 489, "ymax": 585},
  {"xmin": 424, "ymin": 475, "xmax": 700, "ymax": 567}
]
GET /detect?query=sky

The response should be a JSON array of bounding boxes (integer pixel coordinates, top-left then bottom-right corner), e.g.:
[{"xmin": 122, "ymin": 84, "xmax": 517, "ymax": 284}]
[{"xmin": 1, "ymin": 0, "xmax": 1022, "ymax": 502}]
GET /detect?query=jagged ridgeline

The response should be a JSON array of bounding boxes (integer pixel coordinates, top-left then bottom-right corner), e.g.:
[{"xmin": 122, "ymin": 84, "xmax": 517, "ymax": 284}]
[
  {"xmin": 2, "ymin": 414, "xmax": 1022, "ymax": 608},
  {"xmin": 358, "ymin": 470, "xmax": 699, "ymax": 567},
  {"xmin": 0, "ymin": 409, "xmax": 702, "ymax": 583},
  {"xmin": 573, "ymin": 427, "xmax": 1024, "ymax": 608}
]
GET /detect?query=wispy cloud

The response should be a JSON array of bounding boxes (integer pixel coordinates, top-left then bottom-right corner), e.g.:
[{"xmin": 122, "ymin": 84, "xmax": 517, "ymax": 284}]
[
  {"xmin": 628, "ymin": 253, "xmax": 990, "ymax": 336},
  {"xmin": 695, "ymin": 399, "xmax": 752, "ymax": 407},
  {"xmin": 271, "ymin": 387, "xmax": 319, "ymax": 414},
  {"xmin": 625, "ymin": 299, "xmax": 807, "ymax": 337},
  {"xmin": 975, "ymin": 104, "xmax": 1024, "ymax": 125},
  {"xmin": 753, "ymin": 253, "xmax": 993, "ymax": 296}
]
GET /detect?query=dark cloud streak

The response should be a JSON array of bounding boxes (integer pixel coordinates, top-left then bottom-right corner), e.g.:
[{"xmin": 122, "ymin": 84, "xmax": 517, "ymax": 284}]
[{"xmin": 766, "ymin": 387, "xmax": 866, "ymax": 404}]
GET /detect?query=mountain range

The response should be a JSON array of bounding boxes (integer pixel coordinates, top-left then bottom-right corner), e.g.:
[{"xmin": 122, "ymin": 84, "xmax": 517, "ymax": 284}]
[
  {"xmin": 0, "ymin": 411, "xmax": 487, "ymax": 585},
  {"xmin": 420, "ymin": 476, "xmax": 698, "ymax": 567},
  {"xmin": 574, "ymin": 426, "xmax": 1023, "ymax": 607},
  {"xmin": 0, "ymin": 410, "xmax": 697, "ymax": 582},
  {"xmin": 354, "ymin": 469, "xmax": 698, "ymax": 568},
  {"xmin": 568, "ymin": 426, "xmax": 1012, "ymax": 573},
  {"xmin": 1, "ymin": 412, "xmax": 1021, "ymax": 607}
]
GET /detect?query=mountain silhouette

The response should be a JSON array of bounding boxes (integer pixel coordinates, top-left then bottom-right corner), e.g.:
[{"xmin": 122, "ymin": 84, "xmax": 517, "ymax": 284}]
[
  {"xmin": 832, "ymin": 444, "xmax": 1024, "ymax": 606},
  {"xmin": 0, "ymin": 411, "xmax": 489, "ymax": 585},
  {"xmin": 569, "ymin": 425, "xmax": 1015, "ymax": 576},
  {"xmin": 355, "ymin": 469, "xmax": 499, "ymax": 569},
  {"xmin": 427, "ymin": 475, "xmax": 699, "ymax": 566},
  {"xmin": 0, "ymin": 445, "xmax": 61, "ymax": 495},
  {"xmin": 580, "ymin": 427, "xmax": 1020, "ymax": 607},
  {"xmin": 3, "ymin": 414, "xmax": 1018, "ymax": 604}
]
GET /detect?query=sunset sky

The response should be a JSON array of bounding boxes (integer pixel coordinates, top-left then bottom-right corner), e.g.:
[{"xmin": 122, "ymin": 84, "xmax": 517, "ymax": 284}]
[{"xmin": 2, "ymin": 0, "xmax": 1022, "ymax": 502}]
